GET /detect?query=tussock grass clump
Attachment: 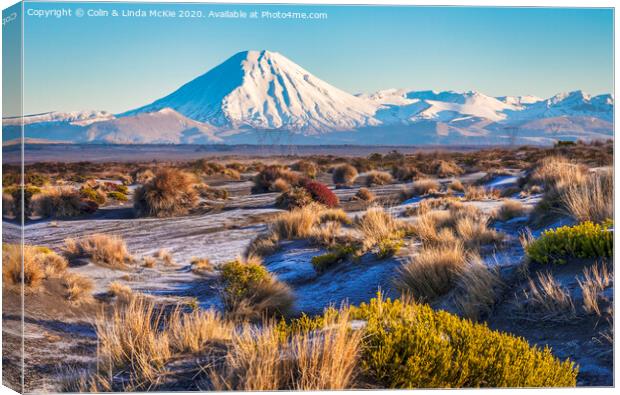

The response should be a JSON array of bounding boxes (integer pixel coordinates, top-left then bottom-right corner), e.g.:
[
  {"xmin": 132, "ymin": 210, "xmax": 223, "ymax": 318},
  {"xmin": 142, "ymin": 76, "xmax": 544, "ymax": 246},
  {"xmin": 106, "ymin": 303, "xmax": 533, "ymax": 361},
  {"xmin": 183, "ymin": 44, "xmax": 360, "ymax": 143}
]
[
  {"xmin": 495, "ymin": 199, "xmax": 529, "ymax": 221},
  {"xmin": 2, "ymin": 192, "xmax": 15, "ymax": 217},
  {"xmin": 63, "ymin": 273, "xmax": 94, "ymax": 302},
  {"xmin": 221, "ymin": 256, "xmax": 293, "ymax": 319},
  {"xmin": 2, "ymin": 243, "xmax": 46, "ymax": 288},
  {"xmin": 246, "ymin": 231, "xmax": 281, "ymax": 258},
  {"xmin": 252, "ymin": 165, "xmax": 302, "ymax": 193},
  {"xmin": 464, "ymin": 185, "xmax": 499, "ymax": 201},
  {"xmin": 154, "ymin": 249, "xmax": 175, "ymax": 265},
  {"xmin": 356, "ymin": 206, "xmax": 406, "ymax": 257},
  {"xmin": 272, "ymin": 178, "xmax": 291, "ymax": 192},
  {"xmin": 64, "ymin": 234, "xmax": 132, "ymax": 268},
  {"xmin": 169, "ymin": 308, "xmax": 234, "ymax": 353},
  {"xmin": 394, "ymin": 243, "xmax": 466, "ymax": 301},
  {"xmin": 365, "ymin": 171, "xmax": 393, "ymax": 186},
  {"xmin": 292, "ymin": 160, "xmax": 319, "ymax": 179},
  {"xmin": 403, "ymin": 178, "xmax": 440, "ymax": 199},
  {"xmin": 190, "ymin": 257, "xmax": 214, "ymax": 274},
  {"xmin": 352, "ymin": 294, "xmax": 578, "ymax": 388},
  {"xmin": 447, "ymin": 179, "xmax": 465, "ymax": 192},
  {"xmin": 521, "ymin": 272, "xmax": 576, "ymax": 321},
  {"xmin": 332, "ymin": 164, "xmax": 358, "ymax": 186},
  {"xmin": 108, "ymin": 281, "xmax": 134, "ymax": 302},
  {"xmin": 134, "ymin": 168, "xmax": 198, "ymax": 217},
  {"xmin": 391, "ymin": 165, "xmax": 420, "ymax": 182},
  {"xmin": 561, "ymin": 169, "xmax": 613, "ymax": 223},
  {"xmin": 454, "ymin": 256, "xmax": 503, "ymax": 320},
  {"xmin": 31, "ymin": 186, "xmax": 85, "ymax": 218},
  {"xmin": 431, "ymin": 159, "xmax": 464, "ymax": 178},
  {"xmin": 525, "ymin": 221, "xmax": 613, "ymax": 264},
  {"xmin": 577, "ymin": 261, "xmax": 613, "ymax": 316},
  {"xmin": 210, "ymin": 308, "xmax": 361, "ymax": 391},
  {"xmin": 271, "ymin": 204, "xmax": 323, "ymax": 239},
  {"xmin": 355, "ymin": 187, "xmax": 375, "ymax": 202},
  {"xmin": 454, "ymin": 215, "xmax": 504, "ymax": 249}
]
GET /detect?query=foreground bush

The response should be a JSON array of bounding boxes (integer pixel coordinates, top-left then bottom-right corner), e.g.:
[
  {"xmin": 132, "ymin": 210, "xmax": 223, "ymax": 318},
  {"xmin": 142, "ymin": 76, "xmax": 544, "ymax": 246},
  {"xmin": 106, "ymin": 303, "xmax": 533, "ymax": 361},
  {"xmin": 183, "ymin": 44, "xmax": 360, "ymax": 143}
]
[
  {"xmin": 351, "ymin": 294, "xmax": 578, "ymax": 388},
  {"xmin": 365, "ymin": 171, "xmax": 393, "ymax": 186},
  {"xmin": 221, "ymin": 256, "xmax": 293, "ymax": 319},
  {"xmin": 134, "ymin": 168, "xmax": 198, "ymax": 217},
  {"xmin": 275, "ymin": 187, "xmax": 313, "ymax": 210},
  {"xmin": 252, "ymin": 165, "xmax": 302, "ymax": 193},
  {"xmin": 525, "ymin": 221, "xmax": 613, "ymax": 264},
  {"xmin": 30, "ymin": 186, "xmax": 86, "ymax": 218},
  {"xmin": 332, "ymin": 164, "xmax": 358, "ymax": 186}
]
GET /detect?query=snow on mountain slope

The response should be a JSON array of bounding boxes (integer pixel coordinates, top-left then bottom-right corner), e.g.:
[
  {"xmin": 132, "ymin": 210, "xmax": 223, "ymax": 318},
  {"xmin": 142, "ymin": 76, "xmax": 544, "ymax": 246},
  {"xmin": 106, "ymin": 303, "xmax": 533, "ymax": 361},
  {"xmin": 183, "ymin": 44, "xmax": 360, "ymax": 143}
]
[
  {"xmin": 123, "ymin": 50, "xmax": 379, "ymax": 133},
  {"xmin": 507, "ymin": 91, "xmax": 614, "ymax": 122},
  {"xmin": 85, "ymin": 108, "xmax": 221, "ymax": 144},
  {"xmin": 3, "ymin": 110, "xmax": 115, "ymax": 126}
]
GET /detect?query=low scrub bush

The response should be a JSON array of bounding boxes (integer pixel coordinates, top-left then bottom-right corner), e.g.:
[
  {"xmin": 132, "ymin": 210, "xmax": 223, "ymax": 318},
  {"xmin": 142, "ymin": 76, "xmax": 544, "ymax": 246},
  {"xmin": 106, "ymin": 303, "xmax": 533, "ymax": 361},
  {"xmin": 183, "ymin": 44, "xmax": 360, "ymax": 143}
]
[
  {"xmin": 391, "ymin": 165, "xmax": 421, "ymax": 182},
  {"xmin": 246, "ymin": 231, "xmax": 281, "ymax": 257},
  {"xmin": 351, "ymin": 294, "xmax": 578, "ymax": 388},
  {"xmin": 252, "ymin": 165, "xmax": 302, "ymax": 193},
  {"xmin": 495, "ymin": 199, "xmax": 528, "ymax": 221},
  {"xmin": 332, "ymin": 164, "xmax": 358, "ymax": 186},
  {"xmin": 311, "ymin": 245, "xmax": 355, "ymax": 272},
  {"xmin": 355, "ymin": 187, "xmax": 375, "ymax": 202},
  {"xmin": 292, "ymin": 160, "xmax": 319, "ymax": 179},
  {"xmin": 303, "ymin": 181, "xmax": 339, "ymax": 208},
  {"xmin": 525, "ymin": 221, "xmax": 613, "ymax": 264},
  {"xmin": 221, "ymin": 256, "xmax": 293, "ymax": 319},
  {"xmin": 276, "ymin": 187, "xmax": 313, "ymax": 210},
  {"xmin": 134, "ymin": 168, "xmax": 198, "ymax": 217},
  {"xmin": 365, "ymin": 171, "xmax": 393, "ymax": 186},
  {"xmin": 431, "ymin": 160, "xmax": 464, "ymax": 178},
  {"xmin": 107, "ymin": 191, "xmax": 128, "ymax": 202},
  {"xmin": 31, "ymin": 186, "xmax": 86, "ymax": 218}
]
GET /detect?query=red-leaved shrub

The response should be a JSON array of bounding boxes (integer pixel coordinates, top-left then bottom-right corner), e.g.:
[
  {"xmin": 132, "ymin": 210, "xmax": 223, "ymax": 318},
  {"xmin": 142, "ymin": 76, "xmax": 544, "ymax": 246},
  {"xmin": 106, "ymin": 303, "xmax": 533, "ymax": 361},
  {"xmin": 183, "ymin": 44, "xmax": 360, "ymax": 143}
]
[{"xmin": 303, "ymin": 180, "xmax": 339, "ymax": 208}]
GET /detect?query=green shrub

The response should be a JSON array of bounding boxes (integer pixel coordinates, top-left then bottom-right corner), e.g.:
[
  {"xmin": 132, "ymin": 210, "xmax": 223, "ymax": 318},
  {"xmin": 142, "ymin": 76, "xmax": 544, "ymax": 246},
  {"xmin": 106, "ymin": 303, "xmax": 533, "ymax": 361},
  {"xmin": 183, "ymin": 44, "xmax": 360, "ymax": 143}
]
[
  {"xmin": 107, "ymin": 191, "xmax": 128, "ymax": 202},
  {"xmin": 80, "ymin": 187, "xmax": 106, "ymax": 204},
  {"xmin": 311, "ymin": 245, "xmax": 355, "ymax": 272},
  {"xmin": 221, "ymin": 258, "xmax": 270, "ymax": 301},
  {"xmin": 525, "ymin": 221, "xmax": 613, "ymax": 264},
  {"xmin": 350, "ymin": 294, "xmax": 578, "ymax": 388},
  {"xmin": 376, "ymin": 238, "xmax": 404, "ymax": 258}
]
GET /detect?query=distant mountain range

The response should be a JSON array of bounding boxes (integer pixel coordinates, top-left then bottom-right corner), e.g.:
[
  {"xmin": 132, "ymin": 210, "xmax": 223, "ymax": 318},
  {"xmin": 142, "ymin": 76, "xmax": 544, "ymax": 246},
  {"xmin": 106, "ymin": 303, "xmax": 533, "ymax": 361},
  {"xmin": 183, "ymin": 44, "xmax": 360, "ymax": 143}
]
[{"xmin": 3, "ymin": 50, "xmax": 613, "ymax": 145}]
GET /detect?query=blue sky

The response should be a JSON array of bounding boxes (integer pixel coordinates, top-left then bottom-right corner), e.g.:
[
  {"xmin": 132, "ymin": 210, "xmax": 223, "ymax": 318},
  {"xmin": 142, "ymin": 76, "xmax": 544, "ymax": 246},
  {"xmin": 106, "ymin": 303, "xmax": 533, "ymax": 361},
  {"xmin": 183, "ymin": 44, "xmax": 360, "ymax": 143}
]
[{"xmin": 21, "ymin": 2, "xmax": 614, "ymax": 114}]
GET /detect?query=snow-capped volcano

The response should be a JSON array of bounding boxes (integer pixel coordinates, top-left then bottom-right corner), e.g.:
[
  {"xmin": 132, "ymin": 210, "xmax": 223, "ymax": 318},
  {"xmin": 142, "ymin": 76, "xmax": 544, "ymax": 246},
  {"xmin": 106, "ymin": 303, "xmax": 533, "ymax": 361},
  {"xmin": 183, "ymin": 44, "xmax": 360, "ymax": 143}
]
[{"xmin": 123, "ymin": 50, "xmax": 378, "ymax": 132}]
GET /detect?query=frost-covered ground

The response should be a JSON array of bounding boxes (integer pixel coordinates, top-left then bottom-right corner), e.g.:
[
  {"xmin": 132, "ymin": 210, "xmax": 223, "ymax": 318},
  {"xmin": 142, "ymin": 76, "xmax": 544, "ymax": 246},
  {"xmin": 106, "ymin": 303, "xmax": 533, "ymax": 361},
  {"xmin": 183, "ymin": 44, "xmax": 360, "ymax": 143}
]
[{"xmin": 3, "ymin": 169, "xmax": 613, "ymax": 391}]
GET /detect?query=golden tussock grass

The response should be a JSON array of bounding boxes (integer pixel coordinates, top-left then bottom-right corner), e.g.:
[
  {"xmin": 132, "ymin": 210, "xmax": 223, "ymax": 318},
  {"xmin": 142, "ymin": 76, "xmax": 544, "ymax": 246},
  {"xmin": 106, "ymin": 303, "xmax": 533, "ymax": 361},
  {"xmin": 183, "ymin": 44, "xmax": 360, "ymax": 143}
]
[
  {"xmin": 454, "ymin": 215, "xmax": 504, "ymax": 249},
  {"xmin": 464, "ymin": 185, "xmax": 500, "ymax": 201},
  {"xmin": 365, "ymin": 170, "xmax": 393, "ymax": 186},
  {"xmin": 406, "ymin": 178, "xmax": 440, "ymax": 197},
  {"xmin": 394, "ymin": 242, "xmax": 466, "ymax": 301},
  {"xmin": 447, "ymin": 179, "xmax": 465, "ymax": 192},
  {"xmin": 190, "ymin": 257, "xmax": 214, "ymax": 273},
  {"xmin": 63, "ymin": 273, "xmax": 94, "ymax": 302},
  {"xmin": 133, "ymin": 168, "xmax": 199, "ymax": 217},
  {"xmin": 356, "ymin": 206, "xmax": 406, "ymax": 253},
  {"xmin": 495, "ymin": 199, "xmax": 529, "ymax": 221},
  {"xmin": 332, "ymin": 164, "xmax": 358, "ymax": 186},
  {"xmin": 168, "ymin": 308, "xmax": 234, "ymax": 353},
  {"xmin": 142, "ymin": 256, "xmax": 156, "ymax": 268},
  {"xmin": 271, "ymin": 203, "xmax": 324, "ymax": 239},
  {"xmin": 355, "ymin": 187, "xmax": 375, "ymax": 202},
  {"xmin": 210, "ymin": 309, "xmax": 361, "ymax": 390},
  {"xmin": 577, "ymin": 261, "xmax": 613, "ymax": 316},
  {"xmin": 561, "ymin": 168, "xmax": 613, "ymax": 223},
  {"xmin": 108, "ymin": 281, "xmax": 134, "ymax": 302},
  {"xmin": 246, "ymin": 231, "xmax": 281, "ymax": 257},
  {"xmin": 521, "ymin": 271, "xmax": 576, "ymax": 322},
  {"xmin": 454, "ymin": 255, "xmax": 503, "ymax": 321},
  {"xmin": 154, "ymin": 248, "xmax": 175, "ymax": 265},
  {"xmin": 64, "ymin": 234, "xmax": 132, "ymax": 268}
]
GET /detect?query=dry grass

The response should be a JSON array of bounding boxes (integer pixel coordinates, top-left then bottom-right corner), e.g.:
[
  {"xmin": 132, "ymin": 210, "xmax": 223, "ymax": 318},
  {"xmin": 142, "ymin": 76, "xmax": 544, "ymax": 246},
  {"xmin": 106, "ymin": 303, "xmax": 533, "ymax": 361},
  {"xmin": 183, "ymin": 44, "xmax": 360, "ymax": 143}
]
[
  {"xmin": 64, "ymin": 234, "xmax": 132, "ymax": 268},
  {"xmin": 309, "ymin": 222, "xmax": 343, "ymax": 247},
  {"xmin": 271, "ymin": 203, "xmax": 323, "ymax": 239},
  {"xmin": 210, "ymin": 309, "xmax": 361, "ymax": 390},
  {"xmin": 454, "ymin": 256, "xmax": 503, "ymax": 320},
  {"xmin": 2, "ymin": 243, "xmax": 46, "ymax": 288},
  {"xmin": 448, "ymin": 179, "xmax": 465, "ymax": 192},
  {"xmin": 168, "ymin": 308, "xmax": 234, "ymax": 353},
  {"xmin": 495, "ymin": 199, "xmax": 529, "ymax": 221},
  {"xmin": 108, "ymin": 281, "xmax": 134, "ymax": 302},
  {"xmin": 561, "ymin": 169, "xmax": 613, "ymax": 223},
  {"xmin": 411, "ymin": 210, "xmax": 453, "ymax": 245},
  {"xmin": 133, "ymin": 168, "xmax": 199, "ymax": 217},
  {"xmin": 464, "ymin": 185, "xmax": 499, "ymax": 201},
  {"xmin": 355, "ymin": 187, "xmax": 375, "ymax": 202},
  {"xmin": 356, "ymin": 206, "xmax": 405, "ymax": 253},
  {"xmin": 142, "ymin": 256, "xmax": 156, "ymax": 268},
  {"xmin": 154, "ymin": 249, "xmax": 175, "ymax": 266},
  {"xmin": 272, "ymin": 178, "xmax": 291, "ymax": 192},
  {"xmin": 365, "ymin": 171, "xmax": 393, "ymax": 186},
  {"xmin": 63, "ymin": 273, "xmax": 94, "ymax": 302},
  {"xmin": 454, "ymin": 215, "xmax": 504, "ymax": 249},
  {"xmin": 190, "ymin": 257, "xmax": 214, "ymax": 273},
  {"xmin": 408, "ymin": 178, "xmax": 441, "ymax": 197},
  {"xmin": 332, "ymin": 164, "xmax": 359, "ymax": 186},
  {"xmin": 577, "ymin": 262, "xmax": 613, "ymax": 316},
  {"xmin": 521, "ymin": 271, "xmax": 576, "ymax": 322},
  {"xmin": 30, "ymin": 186, "xmax": 84, "ymax": 218},
  {"xmin": 394, "ymin": 242, "xmax": 466, "ymax": 301},
  {"xmin": 529, "ymin": 156, "xmax": 587, "ymax": 191},
  {"xmin": 246, "ymin": 231, "xmax": 281, "ymax": 257}
]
